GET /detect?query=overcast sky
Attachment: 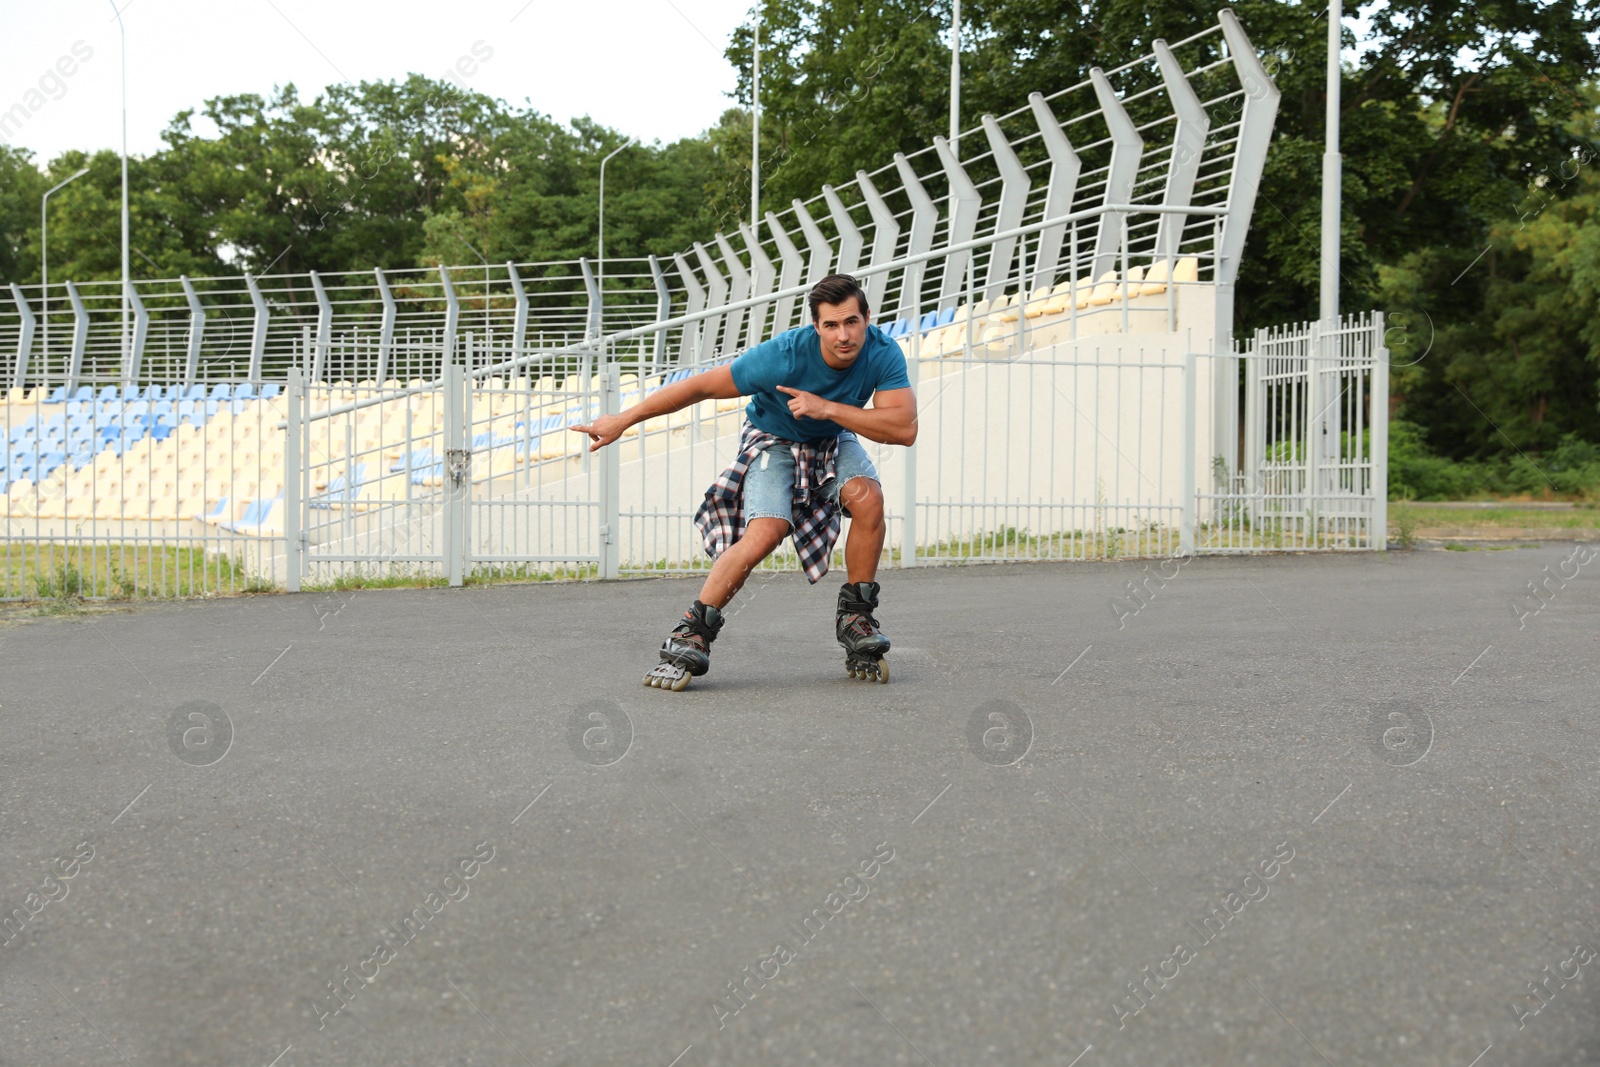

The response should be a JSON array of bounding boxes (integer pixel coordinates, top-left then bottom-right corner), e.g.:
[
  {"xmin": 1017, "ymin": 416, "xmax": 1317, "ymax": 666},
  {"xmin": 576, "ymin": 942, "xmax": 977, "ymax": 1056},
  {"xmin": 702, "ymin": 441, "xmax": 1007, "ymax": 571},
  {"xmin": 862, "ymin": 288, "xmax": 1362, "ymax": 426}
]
[{"xmin": 1, "ymin": 0, "xmax": 756, "ymax": 164}]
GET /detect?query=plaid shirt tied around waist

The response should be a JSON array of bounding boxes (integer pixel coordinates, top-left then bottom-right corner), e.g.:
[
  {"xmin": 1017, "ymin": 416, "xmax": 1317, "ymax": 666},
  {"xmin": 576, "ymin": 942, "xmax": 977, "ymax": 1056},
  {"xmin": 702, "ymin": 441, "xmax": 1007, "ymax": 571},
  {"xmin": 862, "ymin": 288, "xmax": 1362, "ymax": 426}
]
[{"xmin": 692, "ymin": 421, "xmax": 842, "ymax": 584}]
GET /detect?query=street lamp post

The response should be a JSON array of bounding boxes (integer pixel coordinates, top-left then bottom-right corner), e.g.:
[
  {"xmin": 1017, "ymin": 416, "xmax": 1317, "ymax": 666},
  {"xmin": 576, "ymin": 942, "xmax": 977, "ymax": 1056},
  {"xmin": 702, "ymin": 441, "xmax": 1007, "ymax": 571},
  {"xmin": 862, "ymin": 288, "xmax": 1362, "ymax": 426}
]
[
  {"xmin": 950, "ymin": 0, "xmax": 961, "ymax": 154},
  {"xmin": 597, "ymin": 137, "xmax": 636, "ymax": 340},
  {"xmin": 41, "ymin": 166, "xmax": 91, "ymax": 380},
  {"xmin": 1320, "ymin": 0, "xmax": 1340, "ymax": 325},
  {"xmin": 752, "ymin": 16, "xmax": 760, "ymax": 228},
  {"xmin": 109, "ymin": 0, "xmax": 130, "ymax": 376}
]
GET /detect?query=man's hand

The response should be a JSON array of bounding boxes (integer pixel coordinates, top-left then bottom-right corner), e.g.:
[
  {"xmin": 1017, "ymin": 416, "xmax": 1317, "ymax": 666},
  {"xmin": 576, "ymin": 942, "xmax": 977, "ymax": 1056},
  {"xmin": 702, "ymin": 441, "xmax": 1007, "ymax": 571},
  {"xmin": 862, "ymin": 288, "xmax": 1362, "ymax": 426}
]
[
  {"xmin": 570, "ymin": 413, "xmax": 629, "ymax": 452},
  {"xmin": 775, "ymin": 385, "xmax": 836, "ymax": 422}
]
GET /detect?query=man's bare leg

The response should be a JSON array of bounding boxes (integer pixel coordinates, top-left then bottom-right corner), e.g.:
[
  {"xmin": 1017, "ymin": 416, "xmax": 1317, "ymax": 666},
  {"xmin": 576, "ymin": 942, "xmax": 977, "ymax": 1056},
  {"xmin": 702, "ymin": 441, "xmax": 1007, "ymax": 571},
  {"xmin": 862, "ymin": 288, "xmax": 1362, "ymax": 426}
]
[
  {"xmin": 696, "ymin": 517, "xmax": 790, "ymax": 609},
  {"xmin": 840, "ymin": 477, "xmax": 886, "ymax": 583}
]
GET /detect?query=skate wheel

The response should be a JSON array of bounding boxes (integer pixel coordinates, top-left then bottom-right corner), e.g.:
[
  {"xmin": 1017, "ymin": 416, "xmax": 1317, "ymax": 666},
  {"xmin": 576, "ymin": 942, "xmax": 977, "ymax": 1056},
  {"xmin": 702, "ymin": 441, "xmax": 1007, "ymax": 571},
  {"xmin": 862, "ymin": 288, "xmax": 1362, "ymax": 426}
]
[
  {"xmin": 875, "ymin": 659, "xmax": 889, "ymax": 683},
  {"xmin": 669, "ymin": 671, "xmax": 692, "ymax": 692}
]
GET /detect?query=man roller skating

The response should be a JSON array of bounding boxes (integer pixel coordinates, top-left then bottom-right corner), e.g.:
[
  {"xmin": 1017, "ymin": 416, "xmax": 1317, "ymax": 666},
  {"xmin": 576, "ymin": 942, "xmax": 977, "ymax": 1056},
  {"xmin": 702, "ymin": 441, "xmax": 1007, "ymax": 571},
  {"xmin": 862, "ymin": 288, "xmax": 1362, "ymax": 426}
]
[{"xmin": 573, "ymin": 274, "xmax": 918, "ymax": 690}]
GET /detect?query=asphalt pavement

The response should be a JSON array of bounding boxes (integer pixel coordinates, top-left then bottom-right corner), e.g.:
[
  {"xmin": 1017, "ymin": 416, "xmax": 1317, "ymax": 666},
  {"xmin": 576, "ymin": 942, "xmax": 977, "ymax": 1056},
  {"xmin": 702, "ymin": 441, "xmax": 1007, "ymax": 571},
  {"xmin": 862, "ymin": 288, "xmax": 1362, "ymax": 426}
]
[{"xmin": 1, "ymin": 543, "xmax": 1597, "ymax": 1066}]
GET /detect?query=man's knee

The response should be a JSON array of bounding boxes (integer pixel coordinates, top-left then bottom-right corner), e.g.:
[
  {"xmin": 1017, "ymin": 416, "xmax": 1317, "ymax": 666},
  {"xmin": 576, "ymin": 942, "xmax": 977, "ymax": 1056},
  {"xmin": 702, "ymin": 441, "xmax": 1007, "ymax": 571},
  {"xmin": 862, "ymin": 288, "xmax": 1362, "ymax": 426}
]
[
  {"xmin": 841, "ymin": 478, "xmax": 884, "ymax": 524},
  {"xmin": 744, "ymin": 517, "xmax": 791, "ymax": 551}
]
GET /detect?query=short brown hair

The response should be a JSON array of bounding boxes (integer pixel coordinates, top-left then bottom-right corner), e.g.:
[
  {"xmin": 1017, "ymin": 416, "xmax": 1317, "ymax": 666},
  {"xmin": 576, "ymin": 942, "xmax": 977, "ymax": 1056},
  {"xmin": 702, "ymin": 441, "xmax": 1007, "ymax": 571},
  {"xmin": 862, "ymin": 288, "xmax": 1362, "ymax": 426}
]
[{"xmin": 808, "ymin": 274, "xmax": 870, "ymax": 322}]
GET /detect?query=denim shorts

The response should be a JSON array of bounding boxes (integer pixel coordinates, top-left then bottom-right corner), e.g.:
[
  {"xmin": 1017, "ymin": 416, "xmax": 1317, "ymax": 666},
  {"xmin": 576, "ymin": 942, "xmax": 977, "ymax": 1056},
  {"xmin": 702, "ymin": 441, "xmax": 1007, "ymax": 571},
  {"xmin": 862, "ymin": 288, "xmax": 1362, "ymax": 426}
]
[{"xmin": 743, "ymin": 432, "xmax": 879, "ymax": 527}]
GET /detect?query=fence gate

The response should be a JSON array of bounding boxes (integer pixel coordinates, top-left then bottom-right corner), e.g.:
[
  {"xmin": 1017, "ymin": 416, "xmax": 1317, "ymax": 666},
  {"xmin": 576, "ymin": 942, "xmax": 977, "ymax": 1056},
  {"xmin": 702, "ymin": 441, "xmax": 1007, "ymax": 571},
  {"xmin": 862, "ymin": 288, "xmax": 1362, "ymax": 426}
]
[
  {"xmin": 286, "ymin": 362, "xmax": 611, "ymax": 590},
  {"xmin": 1202, "ymin": 313, "xmax": 1389, "ymax": 552}
]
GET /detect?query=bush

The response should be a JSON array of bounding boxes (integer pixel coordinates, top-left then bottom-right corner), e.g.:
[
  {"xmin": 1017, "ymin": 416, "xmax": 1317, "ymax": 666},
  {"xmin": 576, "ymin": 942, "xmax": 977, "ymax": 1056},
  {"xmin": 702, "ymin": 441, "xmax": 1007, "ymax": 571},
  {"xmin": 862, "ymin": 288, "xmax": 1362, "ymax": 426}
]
[{"xmin": 1388, "ymin": 421, "xmax": 1600, "ymax": 501}]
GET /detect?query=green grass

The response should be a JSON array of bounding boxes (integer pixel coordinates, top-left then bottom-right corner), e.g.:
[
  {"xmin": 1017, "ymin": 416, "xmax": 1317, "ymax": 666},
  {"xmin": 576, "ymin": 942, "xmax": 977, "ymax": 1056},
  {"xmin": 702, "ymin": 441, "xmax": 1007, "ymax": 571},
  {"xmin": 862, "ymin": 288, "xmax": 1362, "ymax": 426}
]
[
  {"xmin": 1389, "ymin": 502, "xmax": 1600, "ymax": 532},
  {"xmin": 302, "ymin": 562, "xmax": 599, "ymax": 591},
  {"xmin": 4, "ymin": 542, "xmax": 270, "ymax": 601}
]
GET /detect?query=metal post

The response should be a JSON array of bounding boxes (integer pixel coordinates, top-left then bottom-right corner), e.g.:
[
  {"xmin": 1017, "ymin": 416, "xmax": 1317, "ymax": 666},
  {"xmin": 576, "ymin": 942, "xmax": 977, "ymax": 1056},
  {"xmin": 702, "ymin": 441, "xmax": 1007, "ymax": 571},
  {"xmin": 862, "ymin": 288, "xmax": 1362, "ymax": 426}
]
[
  {"xmin": 310, "ymin": 271, "xmax": 332, "ymax": 383},
  {"xmin": 648, "ymin": 255, "xmax": 671, "ymax": 374},
  {"xmin": 245, "ymin": 272, "xmax": 268, "ymax": 383},
  {"xmin": 752, "ymin": 17, "xmax": 760, "ymax": 227},
  {"xmin": 855, "ymin": 171, "xmax": 899, "ymax": 315},
  {"xmin": 507, "ymin": 262, "xmax": 528, "ymax": 369},
  {"xmin": 1371, "ymin": 312, "xmax": 1389, "ymax": 548},
  {"xmin": 1305, "ymin": 321, "xmax": 1322, "ymax": 520},
  {"xmin": 108, "ymin": 0, "xmax": 129, "ymax": 380},
  {"xmin": 375, "ymin": 267, "xmax": 396, "ymax": 384},
  {"xmin": 1182, "ymin": 350, "xmax": 1197, "ymax": 556},
  {"xmin": 10, "ymin": 285, "xmax": 35, "ymax": 390},
  {"xmin": 1321, "ymin": 0, "xmax": 1341, "ymax": 326},
  {"xmin": 284, "ymin": 366, "xmax": 303, "ymax": 592},
  {"xmin": 181, "ymin": 275, "xmax": 205, "ymax": 385},
  {"xmin": 579, "ymin": 257, "xmax": 602, "ymax": 343},
  {"xmin": 444, "ymin": 361, "xmax": 467, "ymax": 586},
  {"xmin": 65, "ymin": 281, "xmax": 88, "ymax": 393},
  {"xmin": 125, "ymin": 280, "xmax": 148, "ymax": 385},
  {"xmin": 440, "ymin": 264, "xmax": 460, "ymax": 371},
  {"xmin": 599, "ymin": 362, "xmax": 621, "ymax": 579},
  {"xmin": 1027, "ymin": 93, "xmax": 1082, "ymax": 291},
  {"xmin": 950, "ymin": 0, "xmax": 961, "ymax": 155},
  {"xmin": 901, "ymin": 347, "xmax": 919, "ymax": 568}
]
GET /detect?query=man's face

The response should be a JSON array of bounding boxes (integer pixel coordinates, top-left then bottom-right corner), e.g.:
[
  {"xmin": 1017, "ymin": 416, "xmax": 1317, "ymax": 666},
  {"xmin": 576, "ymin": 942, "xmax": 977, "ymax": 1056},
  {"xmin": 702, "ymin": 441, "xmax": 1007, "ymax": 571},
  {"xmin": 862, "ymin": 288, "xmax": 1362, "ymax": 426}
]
[{"xmin": 813, "ymin": 297, "xmax": 870, "ymax": 369}]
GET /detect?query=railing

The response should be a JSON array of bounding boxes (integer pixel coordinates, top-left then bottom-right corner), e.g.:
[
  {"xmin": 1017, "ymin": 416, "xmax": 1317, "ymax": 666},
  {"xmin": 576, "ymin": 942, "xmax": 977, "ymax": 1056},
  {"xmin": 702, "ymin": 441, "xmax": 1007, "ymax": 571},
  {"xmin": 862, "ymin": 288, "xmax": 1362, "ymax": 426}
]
[
  {"xmin": 0, "ymin": 8, "xmax": 1325, "ymax": 600},
  {"xmin": 3, "ymin": 9, "xmax": 1278, "ymax": 394}
]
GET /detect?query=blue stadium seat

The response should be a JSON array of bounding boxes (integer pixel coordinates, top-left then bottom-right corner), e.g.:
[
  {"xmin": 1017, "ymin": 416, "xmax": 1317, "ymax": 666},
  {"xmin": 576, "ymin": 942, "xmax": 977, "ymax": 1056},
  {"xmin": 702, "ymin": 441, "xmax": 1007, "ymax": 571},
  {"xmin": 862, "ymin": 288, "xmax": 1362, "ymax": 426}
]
[
  {"xmin": 98, "ymin": 386, "xmax": 118, "ymax": 402},
  {"xmin": 44, "ymin": 386, "xmax": 67, "ymax": 404},
  {"xmin": 211, "ymin": 383, "xmax": 232, "ymax": 400},
  {"xmin": 71, "ymin": 386, "xmax": 94, "ymax": 403},
  {"xmin": 220, "ymin": 497, "xmax": 279, "ymax": 533},
  {"xmin": 310, "ymin": 465, "xmax": 369, "ymax": 509},
  {"xmin": 184, "ymin": 383, "xmax": 208, "ymax": 401},
  {"xmin": 259, "ymin": 384, "xmax": 281, "ymax": 400},
  {"xmin": 234, "ymin": 383, "xmax": 256, "ymax": 400}
]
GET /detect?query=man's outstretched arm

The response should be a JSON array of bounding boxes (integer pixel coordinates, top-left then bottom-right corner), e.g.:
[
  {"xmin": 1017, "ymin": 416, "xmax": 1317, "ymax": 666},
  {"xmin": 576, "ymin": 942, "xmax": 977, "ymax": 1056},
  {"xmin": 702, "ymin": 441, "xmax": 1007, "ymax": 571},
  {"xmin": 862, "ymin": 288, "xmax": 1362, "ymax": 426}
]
[
  {"xmin": 571, "ymin": 365, "xmax": 742, "ymax": 451},
  {"xmin": 776, "ymin": 386, "xmax": 918, "ymax": 447}
]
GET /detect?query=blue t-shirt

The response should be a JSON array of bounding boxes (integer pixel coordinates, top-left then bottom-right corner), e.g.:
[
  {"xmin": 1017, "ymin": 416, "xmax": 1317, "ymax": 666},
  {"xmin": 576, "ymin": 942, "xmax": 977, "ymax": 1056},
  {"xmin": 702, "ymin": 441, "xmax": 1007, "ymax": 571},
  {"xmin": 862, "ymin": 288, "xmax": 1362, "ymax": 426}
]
[{"xmin": 729, "ymin": 324, "xmax": 910, "ymax": 442}]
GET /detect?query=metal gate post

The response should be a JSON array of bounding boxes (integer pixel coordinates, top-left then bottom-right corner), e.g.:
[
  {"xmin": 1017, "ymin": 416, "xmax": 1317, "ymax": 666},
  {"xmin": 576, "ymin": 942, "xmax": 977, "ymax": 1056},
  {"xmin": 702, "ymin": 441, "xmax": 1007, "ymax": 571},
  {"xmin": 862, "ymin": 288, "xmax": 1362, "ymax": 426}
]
[
  {"xmin": 900, "ymin": 343, "xmax": 919, "ymax": 568},
  {"xmin": 1305, "ymin": 321, "xmax": 1323, "ymax": 533},
  {"xmin": 599, "ymin": 361, "xmax": 621, "ymax": 579},
  {"xmin": 1182, "ymin": 351, "xmax": 1197, "ymax": 556},
  {"xmin": 444, "ymin": 362, "xmax": 469, "ymax": 586},
  {"xmin": 284, "ymin": 367, "xmax": 303, "ymax": 592},
  {"xmin": 1370, "ymin": 312, "xmax": 1389, "ymax": 548}
]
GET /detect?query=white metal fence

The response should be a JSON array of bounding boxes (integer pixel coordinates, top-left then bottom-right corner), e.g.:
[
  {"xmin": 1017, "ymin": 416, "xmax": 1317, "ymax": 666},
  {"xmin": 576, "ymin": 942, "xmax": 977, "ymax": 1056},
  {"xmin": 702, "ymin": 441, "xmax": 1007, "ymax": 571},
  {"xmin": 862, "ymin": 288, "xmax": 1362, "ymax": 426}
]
[{"xmin": 0, "ymin": 9, "xmax": 1389, "ymax": 602}]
